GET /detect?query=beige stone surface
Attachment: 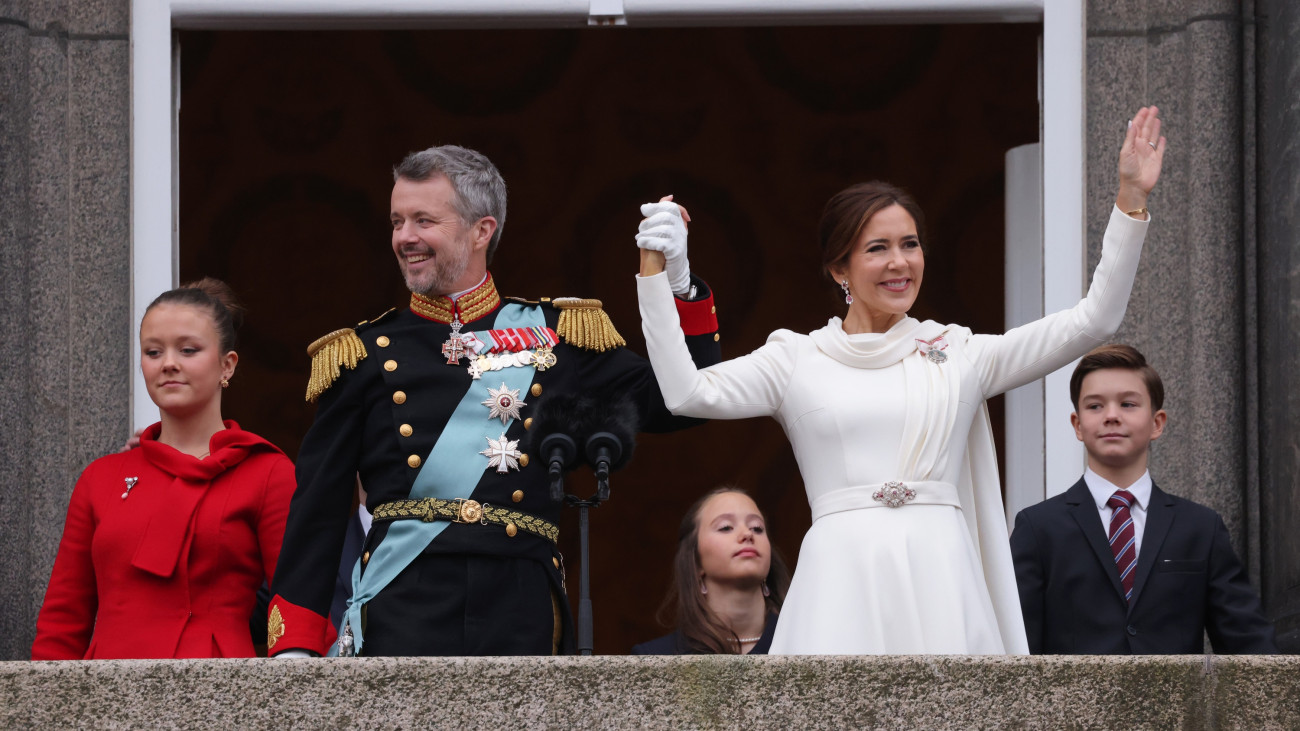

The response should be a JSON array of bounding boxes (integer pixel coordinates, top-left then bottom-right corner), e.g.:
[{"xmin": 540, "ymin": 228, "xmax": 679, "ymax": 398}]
[{"xmin": 3, "ymin": 655, "xmax": 1298, "ymax": 730}]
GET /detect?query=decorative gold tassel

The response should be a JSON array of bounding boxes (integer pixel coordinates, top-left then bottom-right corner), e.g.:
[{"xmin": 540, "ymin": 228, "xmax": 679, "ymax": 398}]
[
  {"xmin": 553, "ymin": 298, "xmax": 626, "ymax": 352},
  {"xmin": 305, "ymin": 328, "xmax": 368, "ymax": 402}
]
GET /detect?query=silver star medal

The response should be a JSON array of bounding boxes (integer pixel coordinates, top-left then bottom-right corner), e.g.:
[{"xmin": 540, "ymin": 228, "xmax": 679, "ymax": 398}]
[
  {"xmin": 481, "ymin": 432, "xmax": 522, "ymax": 473},
  {"xmin": 482, "ymin": 382, "xmax": 526, "ymax": 424}
]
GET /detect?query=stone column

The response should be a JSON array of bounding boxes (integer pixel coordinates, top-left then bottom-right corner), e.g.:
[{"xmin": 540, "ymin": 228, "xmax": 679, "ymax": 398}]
[
  {"xmin": 1086, "ymin": 1, "xmax": 1258, "ymax": 606},
  {"xmin": 0, "ymin": 0, "xmax": 132, "ymax": 660},
  {"xmin": 1256, "ymin": 0, "xmax": 1300, "ymax": 652}
]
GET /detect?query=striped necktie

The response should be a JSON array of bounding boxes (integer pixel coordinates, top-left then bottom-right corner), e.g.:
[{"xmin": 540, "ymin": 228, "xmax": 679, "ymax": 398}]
[{"xmin": 1107, "ymin": 490, "xmax": 1138, "ymax": 602}]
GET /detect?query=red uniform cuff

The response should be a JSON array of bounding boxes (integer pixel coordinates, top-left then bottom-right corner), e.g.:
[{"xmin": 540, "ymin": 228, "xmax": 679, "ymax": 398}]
[
  {"xmin": 675, "ymin": 290, "xmax": 717, "ymax": 336},
  {"xmin": 268, "ymin": 594, "xmax": 335, "ymax": 656}
]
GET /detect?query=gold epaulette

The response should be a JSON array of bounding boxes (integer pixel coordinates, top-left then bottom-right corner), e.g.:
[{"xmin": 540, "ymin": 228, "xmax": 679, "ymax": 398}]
[
  {"xmin": 552, "ymin": 298, "xmax": 626, "ymax": 352},
  {"xmin": 305, "ymin": 328, "xmax": 367, "ymax": 403}
]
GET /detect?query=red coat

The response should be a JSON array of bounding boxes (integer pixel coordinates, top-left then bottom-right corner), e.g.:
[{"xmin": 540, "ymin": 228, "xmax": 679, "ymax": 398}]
[{"xmin": 31, "ymin": 421, "xmax": 295, "ymax": 660}]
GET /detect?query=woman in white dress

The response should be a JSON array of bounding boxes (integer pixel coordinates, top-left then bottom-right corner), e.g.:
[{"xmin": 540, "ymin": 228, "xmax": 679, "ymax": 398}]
[{"xmin": 634, "ymin": 107, "xmax": 1166, "ymax": 654}]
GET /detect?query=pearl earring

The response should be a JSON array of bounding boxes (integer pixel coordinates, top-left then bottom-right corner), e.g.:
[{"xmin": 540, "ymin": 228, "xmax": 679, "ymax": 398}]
[{"xmin": 841, "ymin": 279, "xmax": 853, "ymax": 305}]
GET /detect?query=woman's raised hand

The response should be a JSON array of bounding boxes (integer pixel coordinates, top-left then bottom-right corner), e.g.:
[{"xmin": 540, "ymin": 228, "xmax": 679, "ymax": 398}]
[
  {"xmin": 637, "ymin": 194, "xmax": 692, "ymax": 290},
  {"xmin": 1116, "ymin": 106, "xmax": 1166, "ymax": 214}
]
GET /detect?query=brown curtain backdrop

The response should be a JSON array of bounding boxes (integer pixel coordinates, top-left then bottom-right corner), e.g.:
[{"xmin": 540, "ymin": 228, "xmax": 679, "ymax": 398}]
[{"xmin": 178, "ymin": 24, "xmax": 1039, "ymax": 653}]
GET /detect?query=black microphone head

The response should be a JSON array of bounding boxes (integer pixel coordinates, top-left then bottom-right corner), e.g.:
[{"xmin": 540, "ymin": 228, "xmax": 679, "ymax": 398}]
[
  {"xmin": 527, "ymin": 392, "xmax": 599, "ymax": 467},
  {"xmin": 583, "ymin": 395, "xmax": 638, "ymax": 471}
]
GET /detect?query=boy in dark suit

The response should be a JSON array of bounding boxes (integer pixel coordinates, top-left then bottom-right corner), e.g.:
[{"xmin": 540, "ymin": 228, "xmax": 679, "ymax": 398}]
[{"xmin": 1010, "ymin": 344, "xmax": 1276, "ymax": 654}]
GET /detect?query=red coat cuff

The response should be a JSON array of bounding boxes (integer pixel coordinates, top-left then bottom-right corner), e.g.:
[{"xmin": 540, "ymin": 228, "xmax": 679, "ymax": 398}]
[
  {"xmin": 674, "ymin": 289, "xmax": 717, "ymax": 336},
  {"xmin": 268, "ymin": 594, "xmax": 334, "ymax": 656}
]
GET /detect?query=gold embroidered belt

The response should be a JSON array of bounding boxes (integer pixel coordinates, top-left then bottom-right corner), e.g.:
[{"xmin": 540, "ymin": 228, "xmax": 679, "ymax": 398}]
[{"xmin": 371, "ymin": 498, "xmax": 558, "ymax": 544}]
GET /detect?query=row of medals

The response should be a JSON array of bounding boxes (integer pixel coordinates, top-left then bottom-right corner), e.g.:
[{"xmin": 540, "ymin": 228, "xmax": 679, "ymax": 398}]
[{"xmin": 466, "ymin": 345, "xmax": 557, "ymax": 380}]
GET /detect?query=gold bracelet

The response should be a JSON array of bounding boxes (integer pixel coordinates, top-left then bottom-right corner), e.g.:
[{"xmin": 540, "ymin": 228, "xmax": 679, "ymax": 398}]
[{"xmin": 1125, "ymin": 207, "xmax": 1149, "ymax": 219}]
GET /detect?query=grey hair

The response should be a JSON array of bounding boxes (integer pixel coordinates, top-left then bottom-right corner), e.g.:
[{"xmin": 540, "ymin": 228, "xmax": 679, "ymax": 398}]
[{"xmin": 393, "ymin": 145, "xmax": 508, "ymax": 263}]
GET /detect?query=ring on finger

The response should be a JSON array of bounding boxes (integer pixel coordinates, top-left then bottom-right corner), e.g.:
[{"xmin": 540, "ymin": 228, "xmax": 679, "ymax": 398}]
[{"xmin": 1147, "ymin": 141, "xmax": 1157, "ymax": 150}]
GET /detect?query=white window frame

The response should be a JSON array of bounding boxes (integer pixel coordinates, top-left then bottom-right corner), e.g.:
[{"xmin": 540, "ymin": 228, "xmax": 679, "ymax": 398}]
[{"xmin": 130, "ymin": 0, "xmax": 1085, "ymax": 509}]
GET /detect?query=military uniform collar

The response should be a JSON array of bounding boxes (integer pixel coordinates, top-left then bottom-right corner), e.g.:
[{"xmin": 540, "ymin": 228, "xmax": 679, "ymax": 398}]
[{"xmin": 409, "ymin": 273, "xmax": 501, "ymax": 324}]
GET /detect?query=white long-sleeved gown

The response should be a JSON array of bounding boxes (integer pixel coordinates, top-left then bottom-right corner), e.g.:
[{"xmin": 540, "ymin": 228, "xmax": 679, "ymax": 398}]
[{"xmin": 638, "ymin": 206, "xmax": 1149, "ymax": 654}]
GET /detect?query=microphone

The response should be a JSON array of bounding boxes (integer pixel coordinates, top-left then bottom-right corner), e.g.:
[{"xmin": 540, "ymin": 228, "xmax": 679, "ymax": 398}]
[
  {"xmin": 583, "ymin": 396, "xmax": 638, "ymax": 501},
  {"xmin": 527, "ymin": 392, "xmax": 594, "ymax": 502}
]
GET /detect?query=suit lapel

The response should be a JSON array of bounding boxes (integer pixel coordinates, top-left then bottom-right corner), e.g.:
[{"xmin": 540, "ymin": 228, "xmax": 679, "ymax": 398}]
[
  {"xmin": 1128, "ymin": 483, "xmax": 1175, "ymax": 614},
  {"xmin": 1065, "ymin": 479, "xmax": 1126, "ymax": 599}
]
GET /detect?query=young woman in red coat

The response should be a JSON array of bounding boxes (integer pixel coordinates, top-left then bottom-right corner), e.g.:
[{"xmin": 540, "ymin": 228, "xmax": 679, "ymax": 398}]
[{"xmin": 32, "ymin": 279, "xmax": 296, "ymax": 660}]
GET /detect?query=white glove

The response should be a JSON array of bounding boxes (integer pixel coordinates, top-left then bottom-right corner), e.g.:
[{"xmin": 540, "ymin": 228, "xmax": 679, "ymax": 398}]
[
  {"xmin": 272, "ymin": 649, "xmax": 315, "ymax": 659},
  {"xmin": 637, "ymin": 201, "xmax": 692, "ymax": 296}
]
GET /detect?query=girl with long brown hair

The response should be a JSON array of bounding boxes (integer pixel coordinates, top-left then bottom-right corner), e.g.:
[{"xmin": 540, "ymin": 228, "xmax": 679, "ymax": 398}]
[{"xmin": 633, "ymin": 488, "xmax": 789, "ymax": 655}]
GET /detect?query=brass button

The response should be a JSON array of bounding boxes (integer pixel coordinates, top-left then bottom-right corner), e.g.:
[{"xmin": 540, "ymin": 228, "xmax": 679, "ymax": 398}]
[
  {"xmin": 552, "ymin": 557, "xmax": 560, "ymax": 568},
  {"xmin": 519, "ymin": 453, "xmax": 529, "ymax": 468},
  {"xmin": 407, "ymin": 454, "xmax": 421, "ymax": 468},
  {"xmin": 393, "ymin": 390, "xmax": 407, "ymax": 404},
  {"xmin": 362, "ymin": 551, "xmax": 370, "ymax": 565},
  {"xmin": 399, "ymin": 424, "xmax": 413, "ymax": 437},
  {"xmin": 384, "ymin": 359, "xmax": 397, "ymax": 372},
  {"xmin": 530, "ymin": 383, "xmax": 543, "ymax": 397},
  {"xmin": 524, "ymin": 417, "xmax": 533, "ymax": 430},
  {"xmin": 505, "ymin": 522, "xmax": 518, "ymax": 537},
  {"xmin": 376, "ymin": 336, "xmax": 390, "ymax": 348},
  {"xmin": 711, "ymin": 306, "xmax": 716, "ymax": 314},
  {"xmin": 713, "ymin": 333, "xmax": 720, "ymax": 342},
  {"xmin": 512, "ymin": 490, "xmax": 524, "ymax": 503}
]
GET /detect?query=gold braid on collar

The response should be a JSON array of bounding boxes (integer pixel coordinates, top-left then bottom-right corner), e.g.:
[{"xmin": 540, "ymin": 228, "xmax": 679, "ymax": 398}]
[{"xmin": 409, "ymin": 274, "xmax": 501, "ymax": 324}]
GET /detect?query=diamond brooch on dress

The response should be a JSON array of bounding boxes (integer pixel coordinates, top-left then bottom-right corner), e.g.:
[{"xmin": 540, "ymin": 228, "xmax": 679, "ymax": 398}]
[{"xmin": 872, "ymin": 481, "xmax": 916, "ymax": 508}]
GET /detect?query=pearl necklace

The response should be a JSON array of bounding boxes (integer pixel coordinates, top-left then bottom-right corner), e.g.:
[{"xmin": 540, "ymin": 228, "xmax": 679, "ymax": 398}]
[{"xmin": 732, "ymin": 636, "xmax": 762, "ymax": 644}]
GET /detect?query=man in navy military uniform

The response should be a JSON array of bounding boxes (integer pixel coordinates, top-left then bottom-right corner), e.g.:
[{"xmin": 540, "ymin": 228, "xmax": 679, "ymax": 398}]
[{"xmin": 268, "ymin": 145, "xmax": 720, "ymax": 656}]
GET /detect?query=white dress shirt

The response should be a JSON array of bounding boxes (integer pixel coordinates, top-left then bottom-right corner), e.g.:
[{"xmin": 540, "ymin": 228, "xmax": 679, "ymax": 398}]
[{"xmin": 1084, "ymin": 467, "xmax": 1153, "ymax": 558}]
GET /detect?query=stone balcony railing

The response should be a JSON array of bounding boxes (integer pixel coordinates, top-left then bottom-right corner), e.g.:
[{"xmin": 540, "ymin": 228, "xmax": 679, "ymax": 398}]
[{"xmin": 4, "ymin": 655, "xmax": 1299, "ymax": 729}]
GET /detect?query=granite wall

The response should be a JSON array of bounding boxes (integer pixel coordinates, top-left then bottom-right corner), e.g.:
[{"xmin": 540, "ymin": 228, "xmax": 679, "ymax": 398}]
[
  {"xmin": 0, "ymin": 0, "xmax": 133, "ymax": 661},
  {"xmin": 4, "ymin": 655, "xmax": 1299, "ymax": 729},
  {"xmin": 1, "ymin": 0, "xmax": 1296, "ymax": 660},
  {"xmin": 1256, "ymin": 0, "xmax": 1300, "ymax": 651}
]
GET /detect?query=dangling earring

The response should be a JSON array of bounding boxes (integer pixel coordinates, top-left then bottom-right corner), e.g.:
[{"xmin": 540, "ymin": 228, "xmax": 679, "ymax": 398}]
[
  {"xmin": 841, "ymin": 279, "xmax": 853, "ymax": 305},
  {"xmin": 220, "ymin": 378, "xmax": 230, "ymax": 389},
  {"xmin": 699, "ymin": 578, "xmax": 708, "ymax": 595},
  {"xmin": 762, "ymin": 583, "xmax": 771, "ymax": 597}
]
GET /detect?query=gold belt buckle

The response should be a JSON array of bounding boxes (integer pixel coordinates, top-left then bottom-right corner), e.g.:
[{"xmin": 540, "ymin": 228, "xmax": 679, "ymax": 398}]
[{"xmin": 452, "ymin": 498, "xmax": 485, "ymax": 524}]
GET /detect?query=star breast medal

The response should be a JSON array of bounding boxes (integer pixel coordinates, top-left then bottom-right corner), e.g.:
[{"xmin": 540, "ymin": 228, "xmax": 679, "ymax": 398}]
[
  {"xmin": 482, "ymin": 382, "xmax": 526, "ymax": 424},
  {"xmin": 481, "ymin": 433, "xmax": 522, "ymax": 473},
  {"xmin": 916, "ymin": 335, "xmax": 949, "ymax": 364}
]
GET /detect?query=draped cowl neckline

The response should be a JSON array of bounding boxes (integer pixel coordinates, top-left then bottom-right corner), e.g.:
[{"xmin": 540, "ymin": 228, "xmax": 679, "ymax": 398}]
[
  {"xmin": 131, "ymin": 421, "xmax": 282, "ymax": 577},
  {"xmin": 809, "ymin": 316, "xmax": 947, "ymax": 369}
]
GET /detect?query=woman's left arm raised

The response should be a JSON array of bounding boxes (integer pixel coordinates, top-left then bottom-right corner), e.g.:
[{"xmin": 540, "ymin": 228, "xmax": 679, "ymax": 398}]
[{"xmin": 970, "ymin": 106, "xmax": 1166, "ymax": 397}]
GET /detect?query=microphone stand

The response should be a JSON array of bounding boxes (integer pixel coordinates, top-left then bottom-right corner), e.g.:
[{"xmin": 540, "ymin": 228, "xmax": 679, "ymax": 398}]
[{"xmin": 567, "ymin": 431, "xmax": 622, "ymax": 656}]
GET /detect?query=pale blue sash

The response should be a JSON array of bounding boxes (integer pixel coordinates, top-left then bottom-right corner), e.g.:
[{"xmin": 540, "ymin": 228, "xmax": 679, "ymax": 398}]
[{"xmin": 337, "ymin": 303, "xmax": 542, "ymax": 655}]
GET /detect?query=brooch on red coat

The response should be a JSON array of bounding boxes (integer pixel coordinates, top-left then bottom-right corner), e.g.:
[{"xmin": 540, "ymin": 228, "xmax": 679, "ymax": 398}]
[
  {"xmin": 915, "ymin": 335, "xmax": 949, "ymax": 364},
  {"xmin": 121, "ymin": 476, "xmax": 139, "ymax": 500}
]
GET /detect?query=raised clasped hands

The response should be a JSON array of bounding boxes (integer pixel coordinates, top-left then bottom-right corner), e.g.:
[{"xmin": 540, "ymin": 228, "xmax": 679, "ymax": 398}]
[
  {"xmin": 1116, "ymin": 105, "xmax": 1166, "ymax": 215},
  {"xmin": 636, "ymin": 195, "xmax": 692, "ymax": 295}
]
